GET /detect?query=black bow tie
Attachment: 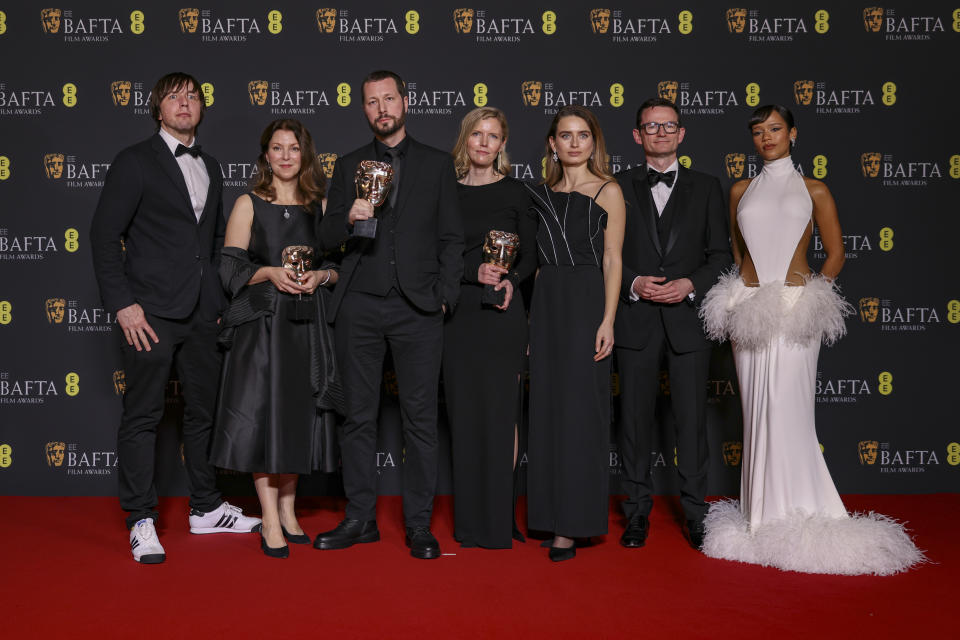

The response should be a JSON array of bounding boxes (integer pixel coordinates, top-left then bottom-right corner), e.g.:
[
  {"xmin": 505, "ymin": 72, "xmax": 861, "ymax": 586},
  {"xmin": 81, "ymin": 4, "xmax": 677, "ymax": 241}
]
[
  {"xmin": 647, "ymin": 169, "xmax": 676, "ymax": 188},
  {"xmin": 175, "ymin": 143, "xmax": 202, "ymax": 158}
]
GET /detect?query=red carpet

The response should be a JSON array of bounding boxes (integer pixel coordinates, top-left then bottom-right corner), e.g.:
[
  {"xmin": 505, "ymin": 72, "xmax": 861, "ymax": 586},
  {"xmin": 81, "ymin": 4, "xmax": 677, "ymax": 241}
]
[{"xmin": 2, "ymin": 494, "xmax": 954, "ymax": 638}]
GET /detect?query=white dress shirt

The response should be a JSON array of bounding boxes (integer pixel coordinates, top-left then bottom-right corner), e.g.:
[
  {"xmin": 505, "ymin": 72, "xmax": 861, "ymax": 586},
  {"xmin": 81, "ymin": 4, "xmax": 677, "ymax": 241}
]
[
  {"xmin": 158, "ymin": 127, "xmax": 209, "ymax": 220},
  {"xmin": 630, "ymin": 159, "xmax": 689, "ymax": 302}
]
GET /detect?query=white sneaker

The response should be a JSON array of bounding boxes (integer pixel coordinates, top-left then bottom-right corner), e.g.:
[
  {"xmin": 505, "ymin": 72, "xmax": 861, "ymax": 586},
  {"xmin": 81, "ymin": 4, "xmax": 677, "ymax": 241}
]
[
  {"xmin": 130, "ymin": 518, "xmax": 166, "ymax": 564},
  {"xmin": 189, "ymin": 501, "xmax": 262, "ymax": 534}
]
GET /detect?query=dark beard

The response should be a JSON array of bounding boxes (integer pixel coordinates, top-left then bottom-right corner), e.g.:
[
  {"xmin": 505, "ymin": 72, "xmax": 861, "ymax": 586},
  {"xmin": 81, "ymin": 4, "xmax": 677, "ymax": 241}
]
[{"xmin": 367, "ymin": 111, "xmax": 406, "ymax": 139}]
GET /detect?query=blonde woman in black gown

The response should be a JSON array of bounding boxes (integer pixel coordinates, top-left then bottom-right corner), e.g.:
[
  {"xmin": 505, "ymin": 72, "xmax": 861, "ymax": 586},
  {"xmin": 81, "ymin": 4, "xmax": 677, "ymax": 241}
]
[
  {"xmin": 443, "ymin": 107, "xmax": 537, "ymax": 549},
  {"xmin": 525, "ymin": 106, "xmax": 625, "ymax": 561}
]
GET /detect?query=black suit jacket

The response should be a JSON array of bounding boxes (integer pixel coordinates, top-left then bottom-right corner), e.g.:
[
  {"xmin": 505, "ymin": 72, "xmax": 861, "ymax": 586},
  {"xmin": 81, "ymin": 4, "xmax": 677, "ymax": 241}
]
[
  {"xmin": 614, "ymin": 165, "xmax": 732, "ymax": 353},
  {"xmin": 318, "ymin": 136, "xmax": 464, "ymax": 320},
  {"xmin": 90, "ymin": 134, "xmax": 226, "ymax": 320}
]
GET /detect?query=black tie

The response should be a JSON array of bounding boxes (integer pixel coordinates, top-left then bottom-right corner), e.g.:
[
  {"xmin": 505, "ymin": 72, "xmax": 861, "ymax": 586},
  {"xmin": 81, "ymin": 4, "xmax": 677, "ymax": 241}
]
[
  {"xmin": 383, "ymin": 148, "xmax": 400, "ymax": 208},
  {"xmin": 175, "ymin": 143, "xmax": 202, "ymax": 158},
  {"xmin": 647, "ymin": 169, "xmax": 675, "ymax": 188}
]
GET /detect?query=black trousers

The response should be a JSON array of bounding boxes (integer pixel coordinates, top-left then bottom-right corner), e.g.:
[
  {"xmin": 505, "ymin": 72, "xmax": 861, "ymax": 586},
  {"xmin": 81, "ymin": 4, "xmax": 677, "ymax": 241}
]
[
  {"xmin": 335, "ymin": 289, "xmax": 443, "ymax": 528},
  {"xmin": 616, "ymin": 317, "xmax": 711, "ymax": 523},
  {"xmin": 117, "ymin": 308, "xmax": 222, "ymax": 529}
]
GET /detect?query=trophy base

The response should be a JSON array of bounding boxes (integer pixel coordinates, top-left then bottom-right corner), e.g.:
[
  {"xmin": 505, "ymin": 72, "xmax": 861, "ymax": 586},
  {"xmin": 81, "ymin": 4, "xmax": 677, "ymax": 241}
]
[
  {"xmin": 351, "ymin": 218, "xmax": 378, "ymax": 238},
  {"xmin": 481, "ymin": 284, "xmax": 506, "ymax": 307}
]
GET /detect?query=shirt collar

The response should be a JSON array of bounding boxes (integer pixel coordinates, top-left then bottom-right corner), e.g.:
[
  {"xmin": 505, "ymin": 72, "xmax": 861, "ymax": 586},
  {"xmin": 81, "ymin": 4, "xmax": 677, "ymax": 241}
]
[
  {"xmin": 646, "ymin": 159, "xmax": 679, "ymax": 175},
  {"xmin": 158, "ymin": 127, "xmax": 196, "ymax": 155},
  {"xmin": 374, "ymin": 135, "xmax": 409, "ymax": 160}
]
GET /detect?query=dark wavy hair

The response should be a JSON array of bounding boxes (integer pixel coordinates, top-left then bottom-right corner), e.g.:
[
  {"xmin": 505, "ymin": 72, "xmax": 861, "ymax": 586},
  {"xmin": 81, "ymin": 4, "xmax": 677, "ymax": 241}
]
[
  {"xmin": 542, "ymin": 105, "xmax": 613, "ymax": 187},
  {"xmin": 149, "ymin": 72, "xmax": 205, "ymax": 132},
  {"xmin": 250, "ymin": 119, "xmax": 326, "ymax": 209}
]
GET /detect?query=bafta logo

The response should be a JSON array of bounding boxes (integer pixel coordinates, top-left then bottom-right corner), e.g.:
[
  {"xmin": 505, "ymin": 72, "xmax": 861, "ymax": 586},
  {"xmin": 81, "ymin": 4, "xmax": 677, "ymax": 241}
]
[
  {"xmin": 453, "ymin": 8, "xmax": 475, "ymax": 34},
  {"xmin": 44, "ymin": 153, "xmax": 65, "ymax": 179},
  {"xmin": 722, "ymin": 441, "xmax": 743, "ymax": 466},
  {"xmin": 860, "ymin": 152, "xmax": 881, "ymax": 178},
  {"xmin": 316, "ymin": 8, "xmax": 336, "ymax": 33},
  {"xmin": 726, "ymin": 8, "xmax": 747, "ymax": 33},
  {"xmin": 521, "ymin": 81, "xmax": 542, "ymax": 107},
  {"xmin": 858, "ymin": 440, "xmax": 879, "ymax": 465},
  {"xmin": 45, "ymin": 441, "xmax": 66, "ymax": 467},
  {"xmin": 248, "ymin": 80, "xmax": 268, "ymax": 106},
  {"xmin": 40, "ymin": 8, "xmax": 62, "ymax": 33},
  {"xmin": 111, "ymin": 81, "xmax": 132, "ymax": 107},
  {"xmin": 178, "ymin": 8, "xmax": 199, "ymax": 33},
  {"xmin": 590, "ymin": 8, "xmax": 611, "ymax": 34},
  {"xmin": 859, "ymin": 297, "xmax": 880, "ymax": 323},
  {"xmin": 863, "ymin": 7, "xmax": 884, "ymax": 32},
  {"xmin": 318, "ymin": 153, "xmax": 338, "ymax": 179},
  {"xmin": 113, "ymin": 370, "xmax": 127, "ymax": 395},
  {"xmin": 45, "ymin": 298, "xmax": 66, "ymax": 324},
  {"xmin": 793, "ymin": 80, "xmax": 814, "ymax": 106},
  {"xmin": 724, "ymin": 153, "xmax": 745, "ymax": 179},
  {"xmin": 657, "ymin": 81, "xmax": 678, "ymax": 103}
]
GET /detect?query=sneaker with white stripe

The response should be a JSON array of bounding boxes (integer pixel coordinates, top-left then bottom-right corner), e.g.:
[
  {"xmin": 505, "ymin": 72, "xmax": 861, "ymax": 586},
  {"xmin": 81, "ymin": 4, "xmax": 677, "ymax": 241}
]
[
  {"xmin": 130, "ymin": 518, "xmax": 166, "ymax": 564},
  {"xmin": 189, "ymin": 501, "xmax": 262, "ymax": 534}
]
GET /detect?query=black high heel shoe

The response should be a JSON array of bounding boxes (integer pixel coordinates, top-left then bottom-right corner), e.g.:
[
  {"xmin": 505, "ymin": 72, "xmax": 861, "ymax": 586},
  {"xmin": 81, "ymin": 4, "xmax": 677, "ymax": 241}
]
[
  {"xmin": 281, "ymin": 525, "xmax": 311, "ymax": 545},
  {"xmin": 260, "ymin": 534, "xmax": 289, "ymax": 559},
  {"xmin": 548, "ymin": 544, "xmax": 576, "ymax": 562}
]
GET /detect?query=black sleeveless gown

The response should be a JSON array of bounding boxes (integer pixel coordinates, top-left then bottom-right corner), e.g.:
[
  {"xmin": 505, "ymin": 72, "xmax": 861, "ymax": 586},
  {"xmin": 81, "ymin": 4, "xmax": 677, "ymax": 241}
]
[
  {"xmin": 525, "ymin": 184, "xmax": 610, "ymax": 538},
  {"xmin": 210, "ymin": 195, "xmax": 340, "ymax": 474}
]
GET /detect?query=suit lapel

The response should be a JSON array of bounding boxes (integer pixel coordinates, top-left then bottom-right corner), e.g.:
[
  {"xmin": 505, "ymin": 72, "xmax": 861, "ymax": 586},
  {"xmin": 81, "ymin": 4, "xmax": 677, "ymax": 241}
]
[
  {"xmin": 151, "ymin": 134, "xmax": 196, "ymax": 221},
  {"xmin": 392, "ymin": 137, "xmax": 420, "ymax": 220},
  {"xmin": 632, "ymin": 169, "xmax": 662, "ymax": 257},
  {"xmin": 662, "ymin": 167, "xmax": 691, "ymax": 257}
]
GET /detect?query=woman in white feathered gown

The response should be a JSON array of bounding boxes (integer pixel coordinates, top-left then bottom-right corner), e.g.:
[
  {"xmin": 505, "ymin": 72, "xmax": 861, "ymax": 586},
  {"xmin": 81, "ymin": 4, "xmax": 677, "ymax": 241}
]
[{"xmin": 699, "ymin": 105, "xmax": 923, "ymax": 575}]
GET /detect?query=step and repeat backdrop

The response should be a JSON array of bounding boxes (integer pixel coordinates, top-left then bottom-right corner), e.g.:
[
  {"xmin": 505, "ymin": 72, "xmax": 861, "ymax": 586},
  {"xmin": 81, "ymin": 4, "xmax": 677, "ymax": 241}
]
[{"xmin": 1, "ymin": 2, "xmax": 958, "ymax": 498}]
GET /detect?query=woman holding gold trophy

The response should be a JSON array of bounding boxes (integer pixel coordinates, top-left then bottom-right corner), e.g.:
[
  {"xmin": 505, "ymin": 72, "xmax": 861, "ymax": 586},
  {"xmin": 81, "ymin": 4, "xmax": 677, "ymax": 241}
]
[
  {"xmin": 210, "ymin": 119, "xmax": 343, "ymax": 559},
  {"xmin": 442, "ymin": 107, "xmax": 537, "ymax": 549}
]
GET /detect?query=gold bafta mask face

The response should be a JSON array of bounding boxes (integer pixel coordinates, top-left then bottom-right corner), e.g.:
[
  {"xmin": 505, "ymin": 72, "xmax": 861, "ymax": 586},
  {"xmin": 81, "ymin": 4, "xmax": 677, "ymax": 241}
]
[
  {"xmin": 521, "ymin": 81, "xmax": 542, "ymax": 106},
  {"xmin": 859, "ymin": 297, "xmax": 880, "ymax": 322},
  {"xmin": 281, "ymin": 245, "xmax": 314, "ymax": 284},
  {"xmin": 44, "ymin": 153, "xmax": 65, "ymax": 179},
  {"xmin": 45, "ymin": 298, "xmax": 65, "ymax": 323},
  {"xmin": 45, "ymin": 442, "xmax": 65, "ymax": 467},
  {"xmin": 179, "ymin": 8, "xmax": 199, "ymax": 33},
  {"xmin": 590, "ymin": 9, "xmax": 611, "ymax": 34},
  {"xmin": 482, "ymin": 230, "xmax": 520, "ymax": 269},
  {"xmin": 863, "ymin": 7, "xmax": 883, "ymax": 32},
  {"xmin": 453, "ymin": 8, "xmax": 474, "ymax": 33},
  {"xmin": 113, "ymin": 370, "xmax": 127, "ymax": 395},
  {"xmin": 318, "ymin": 153, "xmax": 337, "ymax": 179},
  {"xmin": 860, "ymin": 152, "xmax": 881, "ymax": 178},
  {"xmin": 41, "ymin": 8, "xmax": 62, "ymax": 33},
  {"xmin": 316, "ymin": 8, "xmax": 336, "ymax": 33},
  {"xmin": 354, "ymin": 160, "xmax": 394, "ymax": 206},
  {"xmin": 726, "ymin": 8, "xmax": 747, "ymax": 33},
  {"xmin": 248, "ymin": 80, "xmax": 268, "ymax": 106},
  {"xmin": 725, "ymin": 153, "xmax": 745, "ymax": 179},
  {"xmin": 722, "ymin": 441, "xmax": 743, "ymax": 466},
  {"xmin": 793, "ymin": 80, "xmax": 814, "ymax": 106},
  {"xmin": 111, "ymin": 81, "xmax": 132, "ymax": 106},
  {"xmin": 858, "ymin": 440, "xmax": 879, "ymax": 464},
  {"xmin": 657, "ymin": 81, "xmax": 678, "ymax": 103}
]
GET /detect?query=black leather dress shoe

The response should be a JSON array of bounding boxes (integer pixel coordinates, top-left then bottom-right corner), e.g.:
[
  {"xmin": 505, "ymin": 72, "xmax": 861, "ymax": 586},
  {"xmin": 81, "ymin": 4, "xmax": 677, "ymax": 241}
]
[
  {"xmin": 260, "ymin": 535, "xmax": 289, "ymax": 559},
  {"xmin": 281, "ymin": 525, "xmax": 311, "ymax": 545},
  {"xmin": 405, "ymin": 527, "xmax": 441, "ymax": 559},
  {"xmin": 313, "ymin": 518, "xmax": 380, "ymax": 550},
  {"xmin": 686, "ymin": 518, "xmax": 706, "ymax": 550},
  {"xmin": 620, "ymin": 514, "xmax": 650, "ymax": 548}
]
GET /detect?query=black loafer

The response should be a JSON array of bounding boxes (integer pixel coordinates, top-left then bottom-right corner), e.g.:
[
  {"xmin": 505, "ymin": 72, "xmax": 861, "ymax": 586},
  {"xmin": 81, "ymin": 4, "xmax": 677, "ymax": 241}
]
[
  {"xmin": 281, "ymin": 525, "xmax": 311, "ymax": 545},
  {"xmin": 313, "ymin": 518, "xmax": 380, "ymax": 550},
  {"xmin": 620, "ymin": 514, "xmax": 650, "ymax": 548},
  {"xmin": 405, "ymin": 526, "xmax": 441, "ymax": 559},
  {"xmin": 686, "ymin": 518, "xmax": 706, "ymax": 550}
]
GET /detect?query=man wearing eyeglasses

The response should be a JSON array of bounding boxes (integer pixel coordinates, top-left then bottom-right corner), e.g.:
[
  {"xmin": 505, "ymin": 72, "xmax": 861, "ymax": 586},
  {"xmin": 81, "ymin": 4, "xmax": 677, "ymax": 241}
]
[{"xmin": 613, "ymin": 97, "xmax": 732, "ymax": 552}]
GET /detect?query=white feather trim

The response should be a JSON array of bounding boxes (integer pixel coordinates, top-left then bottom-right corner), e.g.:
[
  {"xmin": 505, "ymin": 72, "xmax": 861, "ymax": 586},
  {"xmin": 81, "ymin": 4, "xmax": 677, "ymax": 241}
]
[
  {"xmin": 699, "ymin": 271, "xmax": 854, "ymax": 350},
  {"xmin": 702, "ymin": 499, "xmax": 926, "ymax": 576}
]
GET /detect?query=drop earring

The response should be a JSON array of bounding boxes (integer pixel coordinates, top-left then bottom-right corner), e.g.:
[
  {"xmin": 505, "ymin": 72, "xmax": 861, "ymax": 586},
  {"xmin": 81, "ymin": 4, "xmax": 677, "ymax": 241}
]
[{"xmin": 552, "ymin": 151, "xmax": 558, "ymax": 162}]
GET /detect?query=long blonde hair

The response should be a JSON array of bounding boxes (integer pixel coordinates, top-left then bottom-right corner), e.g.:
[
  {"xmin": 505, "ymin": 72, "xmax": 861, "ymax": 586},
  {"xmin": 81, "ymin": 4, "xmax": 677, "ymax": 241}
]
[
  {"xmin": 452, "ymin": 107, "xmax": 511, "ymax": 179},
  {"xmin": 542, "ymin": 105, "xmax": 613, "ymax": 187}
]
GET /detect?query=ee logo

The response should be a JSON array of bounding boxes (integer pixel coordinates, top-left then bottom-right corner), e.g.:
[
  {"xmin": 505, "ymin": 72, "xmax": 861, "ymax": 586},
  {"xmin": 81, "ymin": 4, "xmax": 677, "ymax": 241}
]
[
  {"xmin": 812, "ymin": 155, "xmax": 828, "ymax": 179},
  {"xmin": 678, "ymin": 11, "xmax": 693, "ymax": 34},
  {"xmin": 679, "ymin": 155, "xmax": 691, "ymax": 169},
  {"xmin": 1, "ymin": 10, "xmax": 8, "ymax": 35},
  {"xmin": 745, "ymin": 83, "xmax": 760, "ymax": 107},
  {"xmin": 62, "ymin": 83, "xmax": 78, "ymax": 107},
  {"xmin": 879, "ymin": 227, "xmax": 894, "ymax": 251},
  {"xmin": 609, "ymin": 83, "xmax": 624, "ymax": 108},
  {"xmin": 201, "ymin": 83, "xmax": 214, "ymax": 107},
  {"xmin": 0, "ymin": 300, "xmax": 11, "ymax": 325},
  {"xmin": 267, "ymin": 10, "xmax": 282, "ymax": 34},
  {"xmin": 65, "ymin": 372, "xmax": 80, "ymax": 397},
  {"xmin": 542, "ymin": 11, "xmax": 556, "ymax": 34},
  {"xmin": 881, "ymin": 82, "xmax": 896, "ymax": 106},
  {"xmin": 473, "ymin": 83, "xmax": 488, "ymax": 107},
  {"xmin": 947, "ymin": 442, "xmax": 960, "ymax": 466},
  {"xmin": 947, "ymin": 300, "xmax": 960, "ymax": 324},
  {"xmin": 130, "ymin": 10, "xmax": 145, "ymax": 34},
  {"xmin": 0, "ymin": 155, "xmax": 10, "ymax": 180},
  {"xmin": 336, "ymin": 83, "xmax": 351, "ymax": 107},
  {"xmin": 878, "ymin": 371, "xmax": 893, "ymax": 396},
  {"xmin": 405, "ymin": 10, "xmax": 420, "ymax": 34},
  {"xmin": 65, "ymin": 228, "xmax": 80, "ymax": 253},
  {"xmin": 814, "ymin": 9, "xmax": 829, "ymax": 34},
  {"xmin": 949, "ymin": 155, "xmax": 960, "ymax": 179},
  {"xmin": 0, "ymin": 444, "xmax": 11, "ymax": 468}
]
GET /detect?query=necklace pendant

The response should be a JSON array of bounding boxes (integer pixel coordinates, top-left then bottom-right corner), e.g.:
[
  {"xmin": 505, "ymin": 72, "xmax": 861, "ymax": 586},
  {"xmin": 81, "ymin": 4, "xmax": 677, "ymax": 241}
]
[{"xmin": 283, "ymin": 208, "xmax": 290, "ymax": 219}]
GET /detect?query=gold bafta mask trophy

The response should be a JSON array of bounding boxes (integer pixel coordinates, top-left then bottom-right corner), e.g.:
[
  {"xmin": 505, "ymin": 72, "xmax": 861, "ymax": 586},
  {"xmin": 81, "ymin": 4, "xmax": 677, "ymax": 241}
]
[
  {"xmin": 481, "ymin": 230, "xmax": 520, "ymax": 305},
  {"xmin": 281, "ymin": 244, "xmax": 316, "ymax": 320},
  {"xmin": 352, "ymin": 160, "xmax": 394, "ymax": 238}
]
